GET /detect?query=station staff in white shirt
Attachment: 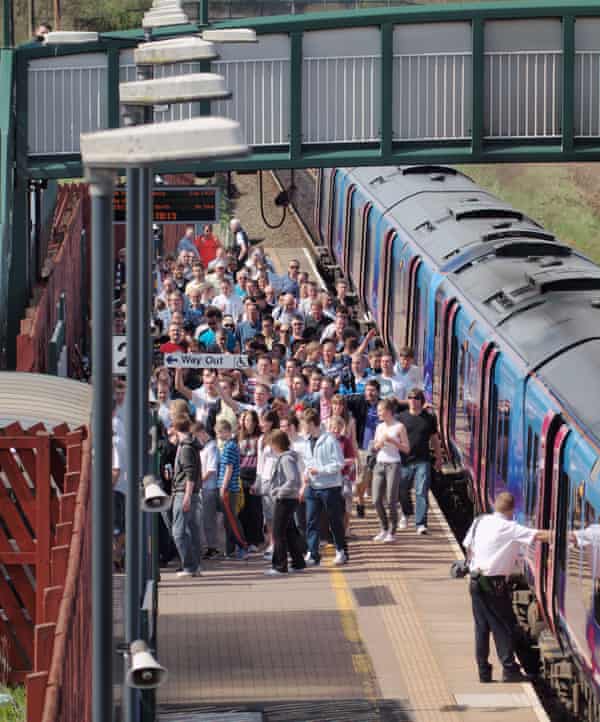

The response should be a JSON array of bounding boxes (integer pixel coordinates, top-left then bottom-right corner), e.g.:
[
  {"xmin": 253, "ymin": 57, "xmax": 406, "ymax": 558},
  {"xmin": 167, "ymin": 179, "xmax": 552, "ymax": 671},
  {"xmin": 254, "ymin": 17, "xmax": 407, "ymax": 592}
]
[{"xmin": 462, "ymin": 491, "xmax": 550, "ymax": 683}]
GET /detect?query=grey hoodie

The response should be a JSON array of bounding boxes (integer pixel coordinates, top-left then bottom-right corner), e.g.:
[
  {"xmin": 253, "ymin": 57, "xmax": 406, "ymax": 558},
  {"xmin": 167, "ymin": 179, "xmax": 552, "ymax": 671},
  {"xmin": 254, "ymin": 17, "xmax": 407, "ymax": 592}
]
[{"xmin": 269, "ymin": 450, "xmax": 302, "ymax": 500}]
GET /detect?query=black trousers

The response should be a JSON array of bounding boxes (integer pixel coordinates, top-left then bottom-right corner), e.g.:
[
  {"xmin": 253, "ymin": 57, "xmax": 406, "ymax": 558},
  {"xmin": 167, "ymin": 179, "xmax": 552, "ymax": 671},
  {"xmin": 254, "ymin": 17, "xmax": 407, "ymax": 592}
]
[
  {"xmin": 239, "ymin": 487, "xmax": 264, "ymax": 546},
  {"xmin": 469, "ymin": 577, "xmax": 520, "ymax": 676},
  {"xmin": 272, "ymin": 498, "xmax": 306, "ymax": 573}
]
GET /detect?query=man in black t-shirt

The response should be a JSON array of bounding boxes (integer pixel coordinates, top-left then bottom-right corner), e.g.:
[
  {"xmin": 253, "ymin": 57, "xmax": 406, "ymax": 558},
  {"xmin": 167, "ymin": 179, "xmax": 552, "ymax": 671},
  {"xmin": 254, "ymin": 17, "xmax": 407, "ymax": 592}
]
[{"xmin": 397, "ymin": 388, "xmax": 442, "ymax": 535}]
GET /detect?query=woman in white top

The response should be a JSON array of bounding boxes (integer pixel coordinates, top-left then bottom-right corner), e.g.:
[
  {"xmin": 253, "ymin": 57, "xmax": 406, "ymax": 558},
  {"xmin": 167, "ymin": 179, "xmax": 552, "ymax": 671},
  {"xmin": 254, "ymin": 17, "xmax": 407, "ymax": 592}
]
[
  {"xmin": 257, "ymin": 410, "xmax": 280, "ymax": 558},
  {"xmin": 372, "ymin": 399, "xmax": 410, "ymax": 543}
]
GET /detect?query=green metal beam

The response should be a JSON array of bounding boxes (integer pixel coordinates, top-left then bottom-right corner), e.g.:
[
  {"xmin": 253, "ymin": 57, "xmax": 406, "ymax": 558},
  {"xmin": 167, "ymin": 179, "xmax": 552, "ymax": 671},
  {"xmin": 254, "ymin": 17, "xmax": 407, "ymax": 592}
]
[
  {"xmin": 471, "ymin": 17, "xmax": 484, "ymax": 158},
  {"xmin": 289, "ymin": 31, "xmax": 303, "ymax": 161},
  {"xmin": 27, "ymin": 141, "xmax": 600, "ymax": 181},
  {"xmin": 562, "ymin": 15, "xmax": 575, "ymax": 155},
  {"xmin": 380, "ymin": 22, "xmax": 393, "ymax": 160}
]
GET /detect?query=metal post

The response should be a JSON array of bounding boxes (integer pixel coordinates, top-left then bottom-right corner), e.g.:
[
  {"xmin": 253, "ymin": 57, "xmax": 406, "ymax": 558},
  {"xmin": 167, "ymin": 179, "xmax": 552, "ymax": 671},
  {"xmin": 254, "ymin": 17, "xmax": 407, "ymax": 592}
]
[
  {"xmin": 2, "ymin": 0, "xmax": 13, "ymax": 47},
  {"xmin": 125, "ymin": 166, "xmax": 142, "ymax": 722},
  {"xmin": 89, "ymin": 168, "xmax": 116, "ymax": 722},
  {"xmin": 198, "ymin": 0, "xmax": 209, "ymax": 26}
]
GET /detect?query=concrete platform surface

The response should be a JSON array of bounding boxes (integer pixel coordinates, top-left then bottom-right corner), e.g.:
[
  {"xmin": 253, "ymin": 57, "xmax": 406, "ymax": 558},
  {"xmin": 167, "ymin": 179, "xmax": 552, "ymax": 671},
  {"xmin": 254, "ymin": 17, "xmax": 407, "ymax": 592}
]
[{"xmin": 157, "ymin": 497, "xmax": 549, "ymax": 722}]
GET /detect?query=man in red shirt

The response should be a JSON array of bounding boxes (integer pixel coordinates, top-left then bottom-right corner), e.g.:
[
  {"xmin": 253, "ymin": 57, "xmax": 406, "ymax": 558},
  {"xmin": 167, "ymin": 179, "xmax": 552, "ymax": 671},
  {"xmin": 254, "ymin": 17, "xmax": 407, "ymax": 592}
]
[
  {"xmin": 194, "ymin": 224, "xmax": 220, "ymax": 267},
  {"xmin": 159, "ymin": 324, "xmax": 188, "ymax": 354}
]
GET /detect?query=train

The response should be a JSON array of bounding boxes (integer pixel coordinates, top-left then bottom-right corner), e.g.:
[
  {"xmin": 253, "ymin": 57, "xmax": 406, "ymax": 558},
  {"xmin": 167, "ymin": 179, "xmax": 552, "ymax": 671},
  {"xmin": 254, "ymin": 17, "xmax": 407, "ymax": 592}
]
[{"xmin": 315, "ymin": 164, "xmax": 600, "ymax": 719}]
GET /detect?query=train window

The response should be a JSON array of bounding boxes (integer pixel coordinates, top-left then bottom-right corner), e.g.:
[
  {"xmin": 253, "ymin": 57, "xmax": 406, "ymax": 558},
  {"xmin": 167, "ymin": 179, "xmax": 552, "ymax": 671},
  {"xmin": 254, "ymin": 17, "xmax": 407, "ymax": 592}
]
[
  {"xmin": 452, "ymin": 340, "xmax": 471, "ymax": 459},
  {"xmin": 495, "ymin": 399, "xmax": 511, "ymax": 489},
  {"xmin": 348, "ymin": 195, "xmax": 362, "ymax": 286}
]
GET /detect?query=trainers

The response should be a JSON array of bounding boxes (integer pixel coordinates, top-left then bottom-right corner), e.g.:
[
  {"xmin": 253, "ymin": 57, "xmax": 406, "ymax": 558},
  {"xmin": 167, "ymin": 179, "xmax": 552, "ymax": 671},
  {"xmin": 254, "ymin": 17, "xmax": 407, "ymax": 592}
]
[
  {"xmin": 289, "ymin": 566, "xmax": 306, "ymax": 573},
  {"xmin": 398, "ymin": 515, "xmax": 408, "ymax": 530},
  {"xmin": 417, "ymin": 525, "xmax": 428, "ymax": 535},
  {"xmin": 202, "ymin": 548, "xmax": 220, "ymax": 560},
  {"xmin": 247, "ymin": 544, "xmax": 259, "ymax": 553},
  {"xmin": 263, "ymin": 545, "xmax": 274, "ymax": 560},
  {"xmin": 373, "ymin": 530, "xmax": 387, "ymax": 542},
  {"xmin": 356, "ymin": 503, "xmax": 365, "ymax": 518},
  {"xmin": 305, "ymin": 556, "xmax": 320, "ymax": 566},
  {"xmin": 383, "ymin": 531, "xmax": 395, "ymax": 543},
  {"xmin": 176, "ymin": 569, "xmax": 201, "ymax": 578},
  {"xmin": 334, "ymin": 550, "xmax": 348, "ymax": 566},
  {"xmin": 264, "ymin": 568, "xmax": 286, "ymax": 577},
  {"xmin": 237, "ymin": 548, "xmax": 249, "ymax": 560}
]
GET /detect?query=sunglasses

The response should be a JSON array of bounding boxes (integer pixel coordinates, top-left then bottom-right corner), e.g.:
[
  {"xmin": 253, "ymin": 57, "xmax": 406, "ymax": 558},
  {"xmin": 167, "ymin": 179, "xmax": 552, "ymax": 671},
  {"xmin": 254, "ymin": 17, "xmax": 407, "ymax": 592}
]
[
  {"xmin": 408, "ymin": 395, "xmax": 423, "ymax": 401},
  {"xmin": 223, "ymin": 324, "xmax": 234, "ymax": 329}
]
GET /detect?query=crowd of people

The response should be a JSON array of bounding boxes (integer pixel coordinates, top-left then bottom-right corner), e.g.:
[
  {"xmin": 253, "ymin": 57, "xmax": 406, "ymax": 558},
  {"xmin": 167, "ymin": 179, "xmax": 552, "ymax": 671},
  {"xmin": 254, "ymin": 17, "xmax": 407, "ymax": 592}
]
[{"xmin": 111, "ymin": 216, "xmax": 443, "ymax": 578}]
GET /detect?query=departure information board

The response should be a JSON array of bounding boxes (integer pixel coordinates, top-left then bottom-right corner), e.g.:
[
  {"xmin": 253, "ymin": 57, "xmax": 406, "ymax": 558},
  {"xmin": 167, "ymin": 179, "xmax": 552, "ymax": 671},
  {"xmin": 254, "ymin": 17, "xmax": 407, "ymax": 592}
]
[{"xmin": 113, "ymin": 186, "xmax": 219, "ymax": 224}]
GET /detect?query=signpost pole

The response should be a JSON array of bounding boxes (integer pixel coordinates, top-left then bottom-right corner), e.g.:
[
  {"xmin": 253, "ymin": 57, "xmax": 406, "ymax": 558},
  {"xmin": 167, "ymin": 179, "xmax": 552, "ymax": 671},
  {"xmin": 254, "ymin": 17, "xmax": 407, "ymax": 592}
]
[
  {"xmin": 125, "ymin": 165, "xmax": 142, "ymax": 722},
  {"xmin": 89, "ymin": 168, "xmax": 116, "ymax": 722}
]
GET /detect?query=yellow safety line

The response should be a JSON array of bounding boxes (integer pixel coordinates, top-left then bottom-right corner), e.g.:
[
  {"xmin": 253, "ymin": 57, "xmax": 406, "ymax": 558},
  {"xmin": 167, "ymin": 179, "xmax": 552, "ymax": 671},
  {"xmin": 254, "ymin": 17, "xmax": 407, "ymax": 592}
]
[{"xmin": 323, "ymin": 545, "xmax": 381, "ymax": 708}]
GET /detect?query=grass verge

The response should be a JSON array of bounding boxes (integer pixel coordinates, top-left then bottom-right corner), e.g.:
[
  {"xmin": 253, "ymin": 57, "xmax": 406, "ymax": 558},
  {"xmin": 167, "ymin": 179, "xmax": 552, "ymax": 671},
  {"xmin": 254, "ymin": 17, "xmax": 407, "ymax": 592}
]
[{"xmin": 457, "ymin": 164, "xmax": 600, "ymax": 264}]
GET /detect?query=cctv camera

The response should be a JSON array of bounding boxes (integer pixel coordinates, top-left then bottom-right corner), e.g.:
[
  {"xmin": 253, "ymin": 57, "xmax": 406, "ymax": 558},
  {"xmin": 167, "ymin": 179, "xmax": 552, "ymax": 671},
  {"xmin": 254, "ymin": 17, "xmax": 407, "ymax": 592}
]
[
  {"xmin": 126, "ymin": 640, "xmax": 167, "ymax": 689},
  {"xmin": 141, "ymin": 474, "xmax": 170, "ymax": 513}
]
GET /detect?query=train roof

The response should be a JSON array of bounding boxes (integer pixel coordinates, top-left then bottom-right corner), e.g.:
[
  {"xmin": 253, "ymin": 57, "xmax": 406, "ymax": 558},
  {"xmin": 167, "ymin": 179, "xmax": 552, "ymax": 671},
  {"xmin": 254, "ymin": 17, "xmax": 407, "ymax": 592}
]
[
  {"xmin": 538, "ymin": 340, "xmax": 600, "ymax": 440},
  {"xmin": 340, "ymin": 164, "xmax": 600, "ymax": 442}
]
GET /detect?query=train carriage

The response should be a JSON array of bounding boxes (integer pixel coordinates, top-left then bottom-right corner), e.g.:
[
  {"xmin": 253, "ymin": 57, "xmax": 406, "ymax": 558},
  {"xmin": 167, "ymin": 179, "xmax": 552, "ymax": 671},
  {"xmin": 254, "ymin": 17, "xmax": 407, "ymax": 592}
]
[{"xmin": 316, "ymin": 164, "xmax": 600, "ymax": 718}]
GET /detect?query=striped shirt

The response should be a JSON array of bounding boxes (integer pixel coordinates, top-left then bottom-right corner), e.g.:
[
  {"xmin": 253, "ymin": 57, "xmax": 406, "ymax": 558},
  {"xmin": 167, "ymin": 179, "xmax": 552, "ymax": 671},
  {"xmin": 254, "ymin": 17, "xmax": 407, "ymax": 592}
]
[{"xmin": 217, "ymin": 438, "xmax": 241, "ymax": 492}]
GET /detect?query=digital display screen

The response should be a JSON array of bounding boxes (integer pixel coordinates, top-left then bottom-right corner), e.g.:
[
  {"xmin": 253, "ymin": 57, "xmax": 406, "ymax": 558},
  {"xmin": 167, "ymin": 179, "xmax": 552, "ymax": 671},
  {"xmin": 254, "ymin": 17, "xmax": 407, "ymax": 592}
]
[{"xmin": 113, "ymin": 186, "xmax": 219, "ymax": 224}]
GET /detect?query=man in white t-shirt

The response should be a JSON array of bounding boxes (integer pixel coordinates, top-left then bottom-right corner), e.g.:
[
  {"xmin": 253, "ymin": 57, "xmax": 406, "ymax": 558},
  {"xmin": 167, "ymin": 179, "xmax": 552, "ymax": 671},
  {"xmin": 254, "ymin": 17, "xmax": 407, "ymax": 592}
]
[
  {"xmin": 193, "ymin": 422, "xmax": 221, "ymax": 559},
  {"xmin": 463, "ymin": 491, "xmax": 550, "ymax": 683},
  {"xmin": 213, "ymin": 278, "xmax": 244, "ymax": 322},
  {"xmin": 175, "ymin": 368, "xmax": 221, "ymax": 429},
  {"xmin": 371, "ymin": 399, "xmax": 409, "ymax": 543},
  {"xmin": 378, "ymin": 351, "xmax": 405, "ymax": 400}
]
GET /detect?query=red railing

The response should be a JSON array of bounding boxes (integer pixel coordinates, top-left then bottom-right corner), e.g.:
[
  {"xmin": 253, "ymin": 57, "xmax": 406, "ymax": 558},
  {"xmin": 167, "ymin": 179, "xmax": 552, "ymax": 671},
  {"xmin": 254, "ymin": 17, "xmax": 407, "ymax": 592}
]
[{"xmin": 16, "ymin": 184, "xmax": 90, "ymax": 374}]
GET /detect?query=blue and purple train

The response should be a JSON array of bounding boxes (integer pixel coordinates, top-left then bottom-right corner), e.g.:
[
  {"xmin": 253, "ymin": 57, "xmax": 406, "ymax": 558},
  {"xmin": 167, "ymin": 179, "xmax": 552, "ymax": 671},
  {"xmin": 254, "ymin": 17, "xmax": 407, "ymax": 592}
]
[{"xmin": 316, "ymin": 165, "xmax": 600, "ymax": 717}]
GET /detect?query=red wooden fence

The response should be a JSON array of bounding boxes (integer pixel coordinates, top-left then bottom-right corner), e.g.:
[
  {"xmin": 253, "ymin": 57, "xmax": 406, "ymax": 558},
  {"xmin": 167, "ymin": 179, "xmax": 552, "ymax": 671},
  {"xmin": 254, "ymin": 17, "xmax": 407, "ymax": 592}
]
[{"xmin": 0, "ymin": 422, "xmax": 88, "ymax": 720}]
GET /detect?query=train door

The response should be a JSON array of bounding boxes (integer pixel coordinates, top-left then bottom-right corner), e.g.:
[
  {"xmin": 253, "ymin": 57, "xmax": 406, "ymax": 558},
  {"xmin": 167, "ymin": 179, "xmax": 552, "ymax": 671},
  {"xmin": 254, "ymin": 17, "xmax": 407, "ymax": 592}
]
[
  {"xmin": 405, "ymin": 256, "xmax": 422, "ymax": 349},
  {"xmin": 473, "ymin": 342, "xmax": 499, "ymax": 513},
  {"xmin": 342, "ymin": 185, "xmax": 357, "ymax": 278},
  {"xmin": 380, "ymin": 230, "xmax": 397, "ymax": 342},
  {"xmin": 433, "ymin": 293, "xmax": 458, "ymax": 455},
  {"xmin": 356, "ymin": 202, "xmax": 373, "ymax": 297},
  {"xmin": 544, "ymin": 424, "xmax": 571, "ymax": 635},
  {"xmin": 533, "ymin": 411, "xmax": 566, "ymax": 631}
]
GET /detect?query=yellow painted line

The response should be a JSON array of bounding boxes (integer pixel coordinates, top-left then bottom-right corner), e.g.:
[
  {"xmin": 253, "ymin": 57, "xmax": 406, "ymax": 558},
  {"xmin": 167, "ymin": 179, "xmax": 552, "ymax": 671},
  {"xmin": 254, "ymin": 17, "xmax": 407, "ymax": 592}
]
[{"xmin": 324, "ymin": 545, "xmax": 380, "ymax": 707}]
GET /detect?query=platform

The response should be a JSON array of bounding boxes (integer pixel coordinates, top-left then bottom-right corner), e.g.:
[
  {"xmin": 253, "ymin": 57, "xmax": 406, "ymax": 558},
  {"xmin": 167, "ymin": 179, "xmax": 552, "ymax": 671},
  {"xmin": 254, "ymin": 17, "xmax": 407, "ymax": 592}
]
[{"xmin": 156, "ymin": 497, "xmax": 549, "ymax": 722}]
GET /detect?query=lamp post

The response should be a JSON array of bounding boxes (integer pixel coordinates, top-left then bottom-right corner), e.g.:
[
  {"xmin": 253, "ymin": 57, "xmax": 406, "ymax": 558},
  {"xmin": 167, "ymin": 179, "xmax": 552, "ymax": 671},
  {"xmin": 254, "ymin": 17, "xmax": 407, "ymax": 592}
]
[{"xmin": 82, "ymin": 114, "xmax": 247, "ymax": 722}]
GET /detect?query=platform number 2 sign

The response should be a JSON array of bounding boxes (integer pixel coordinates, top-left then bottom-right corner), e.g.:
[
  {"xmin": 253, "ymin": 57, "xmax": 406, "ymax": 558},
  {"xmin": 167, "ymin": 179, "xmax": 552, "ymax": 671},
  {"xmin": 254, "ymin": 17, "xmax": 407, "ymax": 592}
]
[{"xmin": 113, "ymin": 336, "xmax": 127, "ymax": 375}]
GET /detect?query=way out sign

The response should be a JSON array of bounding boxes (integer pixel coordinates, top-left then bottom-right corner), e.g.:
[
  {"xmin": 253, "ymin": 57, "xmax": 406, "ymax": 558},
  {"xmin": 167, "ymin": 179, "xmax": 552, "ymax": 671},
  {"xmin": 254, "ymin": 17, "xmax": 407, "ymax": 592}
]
[{"xmin": 164, "ymin": 352, "xmax": 250, "ymax": 370}]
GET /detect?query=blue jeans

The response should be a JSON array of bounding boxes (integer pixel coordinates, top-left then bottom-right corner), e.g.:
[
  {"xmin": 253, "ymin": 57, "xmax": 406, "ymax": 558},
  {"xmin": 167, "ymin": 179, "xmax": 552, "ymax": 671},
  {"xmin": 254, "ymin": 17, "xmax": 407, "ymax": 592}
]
[
  {"xmin": 400, "ymin": 461, "xmax": 431, "ymax": 528},
  {"xmin": 305, "ymin": 485, "xmax": 347, "ymax": 563},
  {"xmin": 172, "ymin": 492, "xmax": 201, "ymax": 573}
]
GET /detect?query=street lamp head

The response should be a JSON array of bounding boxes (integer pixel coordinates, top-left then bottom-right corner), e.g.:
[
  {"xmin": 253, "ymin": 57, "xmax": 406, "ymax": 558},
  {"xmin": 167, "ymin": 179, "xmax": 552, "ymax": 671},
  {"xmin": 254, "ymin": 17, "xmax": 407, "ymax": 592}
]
[
  {"xmin": 201, "ymin": 28, "xmax": 257, "ymax": 43},
  {"xmin": 45, "ymin": 31, "xmax": 99, "ymax": 44},
  {"xmin": 142, "ymin": 0, "xmax": 189, "ymax": 28},
  {"xmin": 134, "ymin": 37, "xmax": 217, "ymax": 65},
  {"xmin": 120, "ymin": 73, "xmax": 231, "ymax": 106},
  {"xmin": 81, "ymin": 116, "xmax": 248, "ymax": 168}
]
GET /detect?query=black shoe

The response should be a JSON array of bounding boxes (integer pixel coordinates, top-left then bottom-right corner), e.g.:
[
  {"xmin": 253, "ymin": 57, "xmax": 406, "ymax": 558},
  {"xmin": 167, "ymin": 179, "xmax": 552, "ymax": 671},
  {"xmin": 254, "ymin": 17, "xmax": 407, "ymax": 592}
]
[
  {"xmin": 356, "ymin": 504, "xmax": 365, "ymax": 518},
  {"xmin": 202, "ymin": 548, "xmax": 219, "ymax": 560},
  {"xmin": 479, "ymin": 665, "xmax": 492, "ymax": 683},
  {"xmin": 502, "ymin": 668, "xmax": 528, "ymax": 683}
]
